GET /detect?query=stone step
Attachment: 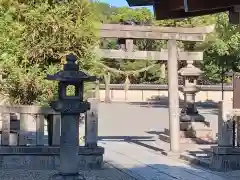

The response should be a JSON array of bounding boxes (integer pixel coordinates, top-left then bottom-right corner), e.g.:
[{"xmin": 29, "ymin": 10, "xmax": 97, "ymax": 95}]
[
  {"xmin": 159, "ymin": 132, "xmax": 217, "ymax": 144},
  {"xmin": 187, "ymin": 149, "xmax": 213, "ymax": 158},
  {"xmin": 179, "ymin": 152, "xmax": 211, "ymax": 169},
  {"xmin": 180, "ymin": 121, "xmax": 211, "ymax": 130}
]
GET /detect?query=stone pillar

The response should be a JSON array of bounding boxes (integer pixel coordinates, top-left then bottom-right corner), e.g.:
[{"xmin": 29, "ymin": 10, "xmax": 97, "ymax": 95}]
[
  {"xmin": 1, "ymin": 112, "xmax": 10, "ymax": 145},
  {"xmin": 160, "ymin": 63, "xmax": 166, "ymax": 79},
  {"xmin": 95, "ymin": 80, "xmax": 100, "ymax": 101},
  {"xmin": 167, "ymin": 39, "xmax": 180, "ymax": 153},
  {"xmin": 36, "ymin": 114, "xmax": 45, "ymax": 145},
  {"xmin": 19, "ymin": 113, "xmax": 35, "ymax": 145},
  {"xmin": 210, "ymin": 100, "xmax": 239, "ymax": 171},
  {"xmin": 218, "ymin": 101, "xmax": 233, "ymax": 146},
  {"xmin": 237, "ymin": 116, "xmax": 240, "ymax": 146},
  {"xmin": 60, "ymin": 114, "xmax": 80, "ymax": 175},
  {"xmin": 104, "ymin": 72, "xmax": 111, "ymax": 103},
  {"xmin": 85, "ymin": 98, "xmax": 98, "ymax": 148},
  {"xmin": 125, "ymin": 39, "xmax": 134, "ymax": 52},
  {"xmin": 124, "ymin": 76, "xmax": 130, "ymax": 101},
  {"xmin": 52, "ymin": 114, "xmax": 61, "ymax": 146}
]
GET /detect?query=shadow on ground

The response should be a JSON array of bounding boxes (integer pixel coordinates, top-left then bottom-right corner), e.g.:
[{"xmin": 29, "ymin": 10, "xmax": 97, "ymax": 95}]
[
  {"xmin": 99, "ymin": 136, "xmax": 165, "ymax": 153},
  {"xmin": 105, "ymin": 161, "xmax": 232, "ymax": 180}
]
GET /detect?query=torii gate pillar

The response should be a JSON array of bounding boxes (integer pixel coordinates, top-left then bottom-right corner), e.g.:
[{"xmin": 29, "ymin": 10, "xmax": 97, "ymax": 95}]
[{"xmin": 167, "ymin": 40, "xmax": 180, "ymax": 153}]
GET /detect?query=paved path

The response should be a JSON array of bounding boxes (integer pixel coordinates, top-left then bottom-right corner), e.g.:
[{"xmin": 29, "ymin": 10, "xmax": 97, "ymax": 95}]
[
  {"xmin": 98, "ymin": 102, "xmax": 218, "ymax": 153},
  {"xmin": 101, "ymin": 141, "xmax": 240, "ymax": 180},
  {"xmin": 97, "ymin": 103, "xmax": 240, "ymax": 180}
]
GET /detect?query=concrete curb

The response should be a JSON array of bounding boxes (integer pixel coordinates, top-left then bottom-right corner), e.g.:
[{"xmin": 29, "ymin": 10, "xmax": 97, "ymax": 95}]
[
  {"xmin": 179, "ymin": 153, "xmax": 210, "ymax": 168},
  {"xmin": 159, "ymin": 149, "xmax": 211, "ymax": 169}
]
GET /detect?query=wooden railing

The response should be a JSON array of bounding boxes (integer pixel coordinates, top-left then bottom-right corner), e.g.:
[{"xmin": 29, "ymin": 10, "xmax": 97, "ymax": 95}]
[
  {"xmin": 0, "ymin": 105, "xmax": 61, "ymax": 146},
  {"xmin": 0, "ymin": 98, "xmax": 99, "ymax": 147}
]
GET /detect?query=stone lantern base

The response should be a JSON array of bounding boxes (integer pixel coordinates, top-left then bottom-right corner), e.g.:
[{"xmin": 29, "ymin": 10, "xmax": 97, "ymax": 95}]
[
  {"xmin": 180, "ymin": 86, "xmax": 205, "ymax": 123},
  {"xmin": 180, "ymin": 113, "xmax": 205, "ymax": 122},
  {"xmin": 159, "ymin": 123, "xmax": 217, "ymax": 144},
  {"xmin": 177, "ymin": 104, "xmax": 216, "ymax": 144}
]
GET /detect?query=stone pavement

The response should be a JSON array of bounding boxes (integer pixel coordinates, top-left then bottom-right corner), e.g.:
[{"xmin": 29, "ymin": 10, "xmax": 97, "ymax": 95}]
[
  {"xmin": 1, "ymin": 102, "xmax": 240, "ymax": 180},
  {"xmin": 100, "ymin": 140, "xmax": 240, "ymax": 180},
  {"xmin": 97, "ymin": 102, "xmax": 240, "ymax": 180}
]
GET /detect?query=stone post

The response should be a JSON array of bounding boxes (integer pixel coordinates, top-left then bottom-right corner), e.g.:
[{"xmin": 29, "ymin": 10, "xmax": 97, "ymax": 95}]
[
  {"xmin": 124, "ymin": 76, "xmax": 130, "ymax": 101},
  {"xmin": 160, "ymin": 63, "xmax": 166, "ymax": 79},
  {"xmin": 95, "ymin": 80, "xmax": 100, "ymax": 101},
  {"xmin": 104, "ymin": 72, "xmax": 111, "ymax": 103},
  {"xmin": 19, "ymin": 112, "xmax": 35, "ymax": 145},
  {"xmin": 179, "ymin": 60, "xmax": 204, "ymax": 122},
  {"xmin": 47, "ymin": 54, "xmax": 96, "ymax": 180},
  {"xmin": 36, "ymin": 114, "xmax": 45, "ymax": 145},
  {"xmin": 167, "ymin": 40, "xmax": 180, "ymax": 153},
  {"xmin": 1, "ymin": 112, "xmax": 10, "ymax": 145},
  {"xmin": 237, "ymin": 116, "xmax": 240, "ymax": 146},
  {"xmin": 218, "ymin": 101, "xmax": 233, "ymax": 147},
  {"xmin": 85, "ymin": 98, "xmax": 98, "ymax": 148}
]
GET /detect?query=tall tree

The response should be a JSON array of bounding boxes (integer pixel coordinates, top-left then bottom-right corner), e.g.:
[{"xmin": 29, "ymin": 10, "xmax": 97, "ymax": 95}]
[{"xmin": 0, "ymin": 0, "xmax": 99, "ymax": 105}]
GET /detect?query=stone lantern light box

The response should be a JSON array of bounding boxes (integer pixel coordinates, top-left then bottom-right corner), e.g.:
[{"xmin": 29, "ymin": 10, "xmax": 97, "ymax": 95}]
[
  {"xmin": 46, "ymin": 54, "xmax": 96, "ymax": 113},
  {"xmin": 179, "ymin": 60, "xmax": 203, "ymax": 87}
]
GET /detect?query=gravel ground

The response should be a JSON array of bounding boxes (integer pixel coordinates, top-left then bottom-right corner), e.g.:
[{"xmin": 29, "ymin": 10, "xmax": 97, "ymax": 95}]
[{"xmin": 0, "ymin": 163, "xmax": 136, "ymax": 180}]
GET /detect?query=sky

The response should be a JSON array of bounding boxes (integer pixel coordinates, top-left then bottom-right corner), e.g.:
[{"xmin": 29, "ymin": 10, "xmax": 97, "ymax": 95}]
[
  {"xmin": 98, "ymin": 0, "xmax": 153, "ymax": 11},
  {"xmin": 99, "ymin": 0, "xmax": 129, "ymax": 7}
]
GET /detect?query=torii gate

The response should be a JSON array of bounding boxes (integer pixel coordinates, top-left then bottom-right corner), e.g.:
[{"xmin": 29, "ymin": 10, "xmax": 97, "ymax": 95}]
[{"xmin": 98, "ymin": 23, "xmax": 214, "ymax": 153}]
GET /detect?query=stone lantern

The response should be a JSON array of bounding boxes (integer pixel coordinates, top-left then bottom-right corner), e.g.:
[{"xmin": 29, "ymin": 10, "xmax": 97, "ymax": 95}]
[
  {"xmin": 47, "ymin": 54, "xmax": 96, "ymax": 180},
  {"xmin": 179, "ymin": 60, "xmax": 205, "ymax": 122}
]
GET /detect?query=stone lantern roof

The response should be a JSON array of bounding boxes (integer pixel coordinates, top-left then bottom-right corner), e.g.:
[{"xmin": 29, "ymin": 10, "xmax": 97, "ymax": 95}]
[
  {"xmin": 178, "ymin": 63, "xmax": 203, "ymax": 77},
  {"xmin": 46, "ymin": 54, "xmax": 96, "ymax": 83}
]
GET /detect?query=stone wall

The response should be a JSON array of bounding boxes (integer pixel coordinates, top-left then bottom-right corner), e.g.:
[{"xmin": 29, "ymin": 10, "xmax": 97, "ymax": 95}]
[{"xmin": 98, "ymin": 89, "xmax": 233, "ymax": 103}]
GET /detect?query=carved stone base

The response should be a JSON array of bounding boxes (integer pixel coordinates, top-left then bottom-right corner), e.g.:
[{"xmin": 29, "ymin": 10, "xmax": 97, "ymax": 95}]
[
  {"xmin": 180, "ymin": 121, "xmax": 216, "ymax": 143},
  {"xmin": 159, "ymin": 122, "xmax": 217, "ymax": 144},
  {"xmin": 211, "ymin": 146, "xmax": 240, "ymax": 171},
  {"xmin": 180, "ymin": 100, "xmax": 205, "ymax": 122},
  {"xmin": 50, "ymin": 174, "xmax": 86, "ymax": 180}
]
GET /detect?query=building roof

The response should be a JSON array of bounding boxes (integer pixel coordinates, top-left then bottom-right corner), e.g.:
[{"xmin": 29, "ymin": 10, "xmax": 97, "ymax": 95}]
[
  {"xmin": 126, "ymin": 0, "xmax": 153, "ymax": 6},
  {"xmin": 126, "ymin": 0, "xmax": 240, "ymax": 20}
]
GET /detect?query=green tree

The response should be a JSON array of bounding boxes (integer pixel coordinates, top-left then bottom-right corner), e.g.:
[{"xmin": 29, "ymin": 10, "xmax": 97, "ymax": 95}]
[
  {"xmin": 0, "ymin": 0, "xmax": 100, "ymax": 105},
  {"xmin": 202, "ymin": 13, "xmax": 240, "ymax": 84}
]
